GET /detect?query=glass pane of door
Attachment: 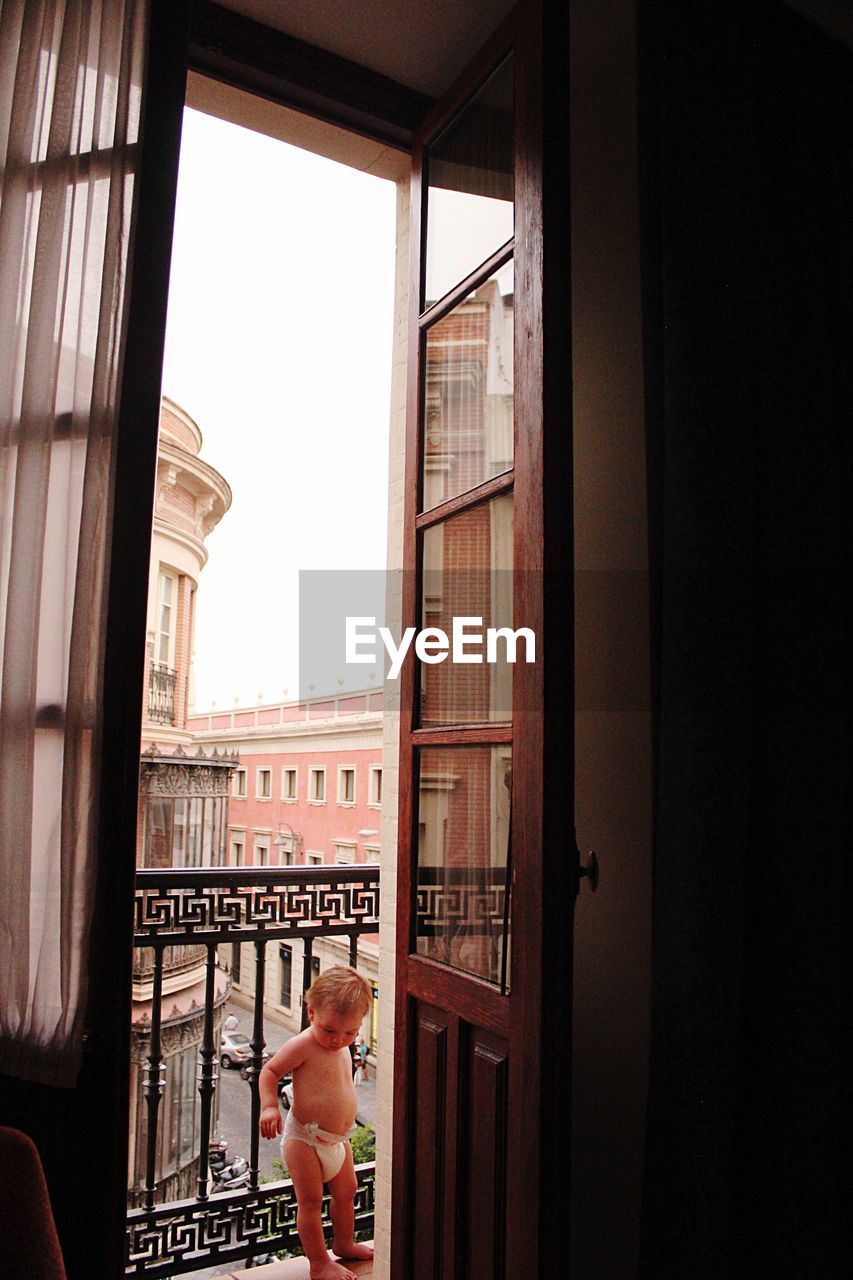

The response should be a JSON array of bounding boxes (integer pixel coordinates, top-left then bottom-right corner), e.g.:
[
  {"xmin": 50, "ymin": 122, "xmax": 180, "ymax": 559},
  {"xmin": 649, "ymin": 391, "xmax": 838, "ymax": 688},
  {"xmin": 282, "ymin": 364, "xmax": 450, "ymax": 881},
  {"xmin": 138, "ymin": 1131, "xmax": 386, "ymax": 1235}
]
[
  {"xmin": 422, "ymin": 259, "xmax": 514, "ymax": 510},
  {"xmin": 415, "ymin": 743, "xmax": 512, "ymax": 987},
  {"xmin": 424, "ymin": 54, "xmax": 514, "ymax": 307},
  {"xmin": 420, "ymin": 492, "xmax": 514, "ymax": 725}
]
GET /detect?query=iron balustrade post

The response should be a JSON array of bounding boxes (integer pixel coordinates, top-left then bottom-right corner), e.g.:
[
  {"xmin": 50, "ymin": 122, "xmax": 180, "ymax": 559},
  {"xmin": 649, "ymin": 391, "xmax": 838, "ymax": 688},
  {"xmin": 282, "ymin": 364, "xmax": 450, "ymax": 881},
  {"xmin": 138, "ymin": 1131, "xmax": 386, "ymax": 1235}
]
[
  {"xmin": 195, "ymin": 944, "xmax": 219, "ymax": 1200},
  {"xmin": 143, "ymin": 945, "xmax": 166, "ymax": 1210},
  {"xmin": 247, "ymin": 939, "xmax": 267, "ymax": 1188},
  {"xmin": 349, "ymin": 931, "xmax": 358, "ymax": 967},
  {"xmin": 301, "ymin": 937, "xmax": 314, "ymax": 1029}
]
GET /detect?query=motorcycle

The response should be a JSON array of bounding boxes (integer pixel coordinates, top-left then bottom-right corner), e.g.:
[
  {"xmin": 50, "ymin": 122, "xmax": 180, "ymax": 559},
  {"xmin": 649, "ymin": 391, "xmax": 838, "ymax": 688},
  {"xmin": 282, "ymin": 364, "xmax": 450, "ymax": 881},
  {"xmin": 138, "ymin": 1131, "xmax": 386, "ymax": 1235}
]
[
  {"xmin": 208, "ymin": 1137, "xmax": 229, "ymax": 1165},
  {"xmin": 208, "ymin": 1138, "xmax": 250, "ymax": 1193}
]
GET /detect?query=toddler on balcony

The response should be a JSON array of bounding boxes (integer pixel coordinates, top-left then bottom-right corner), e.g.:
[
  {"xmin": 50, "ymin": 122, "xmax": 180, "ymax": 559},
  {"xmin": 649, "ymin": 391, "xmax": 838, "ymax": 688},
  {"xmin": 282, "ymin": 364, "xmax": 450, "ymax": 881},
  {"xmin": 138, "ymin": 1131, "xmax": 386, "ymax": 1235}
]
[{"xmin": 260, "ymin": 966, "xmax": 375, "ymax": 1280}]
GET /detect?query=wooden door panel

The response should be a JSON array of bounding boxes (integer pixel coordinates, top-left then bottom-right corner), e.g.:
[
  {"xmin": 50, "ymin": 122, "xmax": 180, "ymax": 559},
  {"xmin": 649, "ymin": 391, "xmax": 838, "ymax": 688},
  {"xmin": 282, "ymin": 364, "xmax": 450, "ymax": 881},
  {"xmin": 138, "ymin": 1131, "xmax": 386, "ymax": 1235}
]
[
  {"xmin": 410, "ymin": 1002, "xmax": 510, "ymax": 1280},
  {"xmin": 459, "ymin": 1027, "xmax": 509, "ymax": 1280},
  {"xmin": 411, "ymin": 1003, "xmax": 451, "ymax": 1280}
]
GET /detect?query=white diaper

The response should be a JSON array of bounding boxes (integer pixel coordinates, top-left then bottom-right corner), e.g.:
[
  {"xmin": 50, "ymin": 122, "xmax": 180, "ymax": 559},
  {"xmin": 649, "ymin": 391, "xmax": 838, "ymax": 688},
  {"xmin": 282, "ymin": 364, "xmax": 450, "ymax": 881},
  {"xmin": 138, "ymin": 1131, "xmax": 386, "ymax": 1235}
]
[{"xmin": 282, "ymin": 1108, "xmax": 349, "ymax": 1182}]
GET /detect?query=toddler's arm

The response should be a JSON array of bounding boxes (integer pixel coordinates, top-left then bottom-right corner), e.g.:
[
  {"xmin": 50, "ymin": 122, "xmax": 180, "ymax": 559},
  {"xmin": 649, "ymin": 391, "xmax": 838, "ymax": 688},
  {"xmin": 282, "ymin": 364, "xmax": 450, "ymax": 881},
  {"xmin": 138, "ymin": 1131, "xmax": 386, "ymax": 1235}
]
[{"xmin": 258, "ymin": 1033, "xmax": 307, "ymax": 1139}]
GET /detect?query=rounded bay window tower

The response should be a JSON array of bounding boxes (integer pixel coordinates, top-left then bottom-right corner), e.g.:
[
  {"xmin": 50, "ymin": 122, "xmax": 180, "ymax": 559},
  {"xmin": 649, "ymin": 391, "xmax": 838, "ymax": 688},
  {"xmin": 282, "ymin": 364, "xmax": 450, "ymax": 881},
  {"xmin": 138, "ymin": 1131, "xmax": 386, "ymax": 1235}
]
[{"xmin": 129, "ymin": 398, "xmax": 235, "ymax": 1207}]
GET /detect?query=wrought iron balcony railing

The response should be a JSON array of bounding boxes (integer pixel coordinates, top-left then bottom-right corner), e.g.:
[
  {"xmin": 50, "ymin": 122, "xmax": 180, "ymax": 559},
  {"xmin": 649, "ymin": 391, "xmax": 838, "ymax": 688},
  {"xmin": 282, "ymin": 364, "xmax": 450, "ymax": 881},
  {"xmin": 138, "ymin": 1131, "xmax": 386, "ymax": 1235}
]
[
  {"xmin": 147, "ymin": 663, "xmax": 177, "ymax": 724},
  {"xmin": 127, "ymin": 864, "xmax": 380, "ymax": 1278}
]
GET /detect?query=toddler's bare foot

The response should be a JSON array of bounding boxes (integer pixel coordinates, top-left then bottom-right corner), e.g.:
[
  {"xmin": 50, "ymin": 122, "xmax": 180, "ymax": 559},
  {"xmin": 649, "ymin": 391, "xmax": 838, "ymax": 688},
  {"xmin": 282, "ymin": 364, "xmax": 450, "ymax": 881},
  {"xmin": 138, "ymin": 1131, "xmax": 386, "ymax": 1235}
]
[
  {"xmin": 309, "ymin": 1257, "xmax": 356, "ymax": 1280},
  {"xmin": 332, "ymin": 1240, "xmax": 374, "ymax": 1262}
]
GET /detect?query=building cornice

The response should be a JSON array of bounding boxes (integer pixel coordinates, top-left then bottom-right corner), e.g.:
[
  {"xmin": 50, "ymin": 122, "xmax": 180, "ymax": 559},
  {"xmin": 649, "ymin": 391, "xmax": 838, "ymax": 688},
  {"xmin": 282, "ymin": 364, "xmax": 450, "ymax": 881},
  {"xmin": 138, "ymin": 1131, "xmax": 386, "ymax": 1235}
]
[
  {"xmin": 157, "ymin": 438, "xmax": 232, "ymax": 509},
  {"xmin": 151, "ymin": 515, "xmax": 211, "ymax": 570},
  {"xmin": 192, "ymin": 714, "xmax": 383, "ymax": 751}
]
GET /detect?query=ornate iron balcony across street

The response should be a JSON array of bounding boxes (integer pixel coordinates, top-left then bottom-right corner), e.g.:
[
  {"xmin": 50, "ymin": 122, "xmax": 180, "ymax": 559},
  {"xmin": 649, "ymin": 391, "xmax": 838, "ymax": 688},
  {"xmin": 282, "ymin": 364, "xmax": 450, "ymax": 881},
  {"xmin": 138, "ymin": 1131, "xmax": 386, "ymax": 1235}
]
[{"xmin": 147, "ymin": 663, "xmax": 177, "ymax": 724}]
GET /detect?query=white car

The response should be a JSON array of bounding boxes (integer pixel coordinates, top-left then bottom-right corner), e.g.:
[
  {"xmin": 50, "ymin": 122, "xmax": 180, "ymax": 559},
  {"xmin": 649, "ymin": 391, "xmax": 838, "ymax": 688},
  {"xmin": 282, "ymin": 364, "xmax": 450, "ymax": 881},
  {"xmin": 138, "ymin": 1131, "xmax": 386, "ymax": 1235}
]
[{"xmin": 220, "ymin": 1031, "xmax": 257, "ymax": 1069}]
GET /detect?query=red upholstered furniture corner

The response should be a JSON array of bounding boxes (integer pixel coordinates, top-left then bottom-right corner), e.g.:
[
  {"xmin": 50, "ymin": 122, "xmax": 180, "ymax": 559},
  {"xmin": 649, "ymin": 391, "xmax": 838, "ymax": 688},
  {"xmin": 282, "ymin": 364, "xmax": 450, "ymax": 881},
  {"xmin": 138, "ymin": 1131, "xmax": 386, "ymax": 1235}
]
[{"xmin": 0, "ymin": 1125, "xmax": 68, "ymax": 1279}]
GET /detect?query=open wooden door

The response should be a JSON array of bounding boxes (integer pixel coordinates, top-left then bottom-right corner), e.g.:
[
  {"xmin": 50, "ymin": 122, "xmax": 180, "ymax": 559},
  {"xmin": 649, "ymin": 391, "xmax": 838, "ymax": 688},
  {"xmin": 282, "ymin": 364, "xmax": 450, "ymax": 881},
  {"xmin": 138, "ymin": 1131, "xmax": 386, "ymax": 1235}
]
[{"xmin": 391, "ymin": 3, "xmax": 576, "ymax": 1276}]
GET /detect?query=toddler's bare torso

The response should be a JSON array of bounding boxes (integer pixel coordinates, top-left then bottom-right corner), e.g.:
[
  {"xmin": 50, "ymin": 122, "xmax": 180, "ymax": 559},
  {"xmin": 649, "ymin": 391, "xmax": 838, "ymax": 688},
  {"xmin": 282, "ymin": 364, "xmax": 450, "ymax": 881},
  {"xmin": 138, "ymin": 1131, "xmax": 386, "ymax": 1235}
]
[{"xmin": 290, "ymin": 1041, "xmax": 357, "ymax": 1135}]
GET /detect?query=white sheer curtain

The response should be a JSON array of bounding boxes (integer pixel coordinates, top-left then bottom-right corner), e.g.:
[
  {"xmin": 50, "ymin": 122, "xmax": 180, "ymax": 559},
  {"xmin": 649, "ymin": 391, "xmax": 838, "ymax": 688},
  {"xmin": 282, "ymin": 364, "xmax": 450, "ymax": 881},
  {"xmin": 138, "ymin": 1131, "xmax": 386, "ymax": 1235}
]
[{"xmin": 0, "ymin": 0, "xmax": 148, "ymax": 1085}]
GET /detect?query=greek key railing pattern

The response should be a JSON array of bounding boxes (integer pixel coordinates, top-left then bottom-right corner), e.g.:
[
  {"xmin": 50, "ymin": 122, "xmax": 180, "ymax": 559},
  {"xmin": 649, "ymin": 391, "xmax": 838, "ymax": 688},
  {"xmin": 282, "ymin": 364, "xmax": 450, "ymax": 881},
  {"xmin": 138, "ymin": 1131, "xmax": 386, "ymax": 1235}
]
[
  {"xmin": 416, "ymin": 864, "xmax": 511, "ymax": 991},
  {"xmin": 134, "ymin": 864, "xmax": 381, "ymax": 944},
  {"xmin": 415, "ymin": 864, "xmax": 508, "ymax": 936},
  {"xmin": 127, "ymin": 1163, "xmax": 375, "ymax": 1278}
]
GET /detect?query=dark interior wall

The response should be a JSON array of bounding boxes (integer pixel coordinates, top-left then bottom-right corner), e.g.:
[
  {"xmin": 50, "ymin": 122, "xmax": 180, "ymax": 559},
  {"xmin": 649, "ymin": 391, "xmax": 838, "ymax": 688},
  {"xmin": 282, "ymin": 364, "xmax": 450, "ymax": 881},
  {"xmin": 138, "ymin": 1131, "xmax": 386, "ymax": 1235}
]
[
  {"xmin": 639, "ymin": 3, "xmax": 847, "ymax": 1276},
  {"xmin": 570, "ymin": 2, "xmax": 652, "ymax": 1277}
]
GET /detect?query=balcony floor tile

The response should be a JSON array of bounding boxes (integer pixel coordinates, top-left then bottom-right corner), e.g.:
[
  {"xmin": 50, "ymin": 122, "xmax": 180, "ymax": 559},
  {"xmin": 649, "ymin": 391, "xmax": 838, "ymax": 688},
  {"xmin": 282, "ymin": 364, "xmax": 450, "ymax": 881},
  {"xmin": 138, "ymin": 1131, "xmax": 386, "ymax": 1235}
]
[{"xmin": 228, "ymin": 1248, "xmax": 374, "ymax": 1279}]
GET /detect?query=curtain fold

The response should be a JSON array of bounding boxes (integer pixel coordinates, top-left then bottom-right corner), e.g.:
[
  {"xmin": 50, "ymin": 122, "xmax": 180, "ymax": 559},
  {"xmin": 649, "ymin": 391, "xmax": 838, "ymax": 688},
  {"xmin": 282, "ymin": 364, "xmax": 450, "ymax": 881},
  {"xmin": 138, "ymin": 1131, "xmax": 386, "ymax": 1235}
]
[{"xmin": 0, "ymin": 0, "xmax": 148, "ymax": 1086}]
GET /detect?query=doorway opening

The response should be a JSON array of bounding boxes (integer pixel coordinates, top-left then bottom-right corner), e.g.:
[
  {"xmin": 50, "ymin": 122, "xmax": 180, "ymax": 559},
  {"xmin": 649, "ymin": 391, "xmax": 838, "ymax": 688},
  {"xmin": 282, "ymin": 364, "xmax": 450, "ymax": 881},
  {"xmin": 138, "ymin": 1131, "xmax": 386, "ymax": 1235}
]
[{"xmin": 126, "ymin": 75, "xmax": 408, "ymax": 1274}]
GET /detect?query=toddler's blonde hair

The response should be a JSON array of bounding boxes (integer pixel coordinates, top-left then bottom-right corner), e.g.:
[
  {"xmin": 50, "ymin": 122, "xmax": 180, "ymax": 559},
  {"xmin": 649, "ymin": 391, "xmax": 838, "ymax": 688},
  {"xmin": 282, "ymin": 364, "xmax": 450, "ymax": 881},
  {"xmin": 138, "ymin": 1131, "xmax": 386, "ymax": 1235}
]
[{"xmin": 306, "ymin": 965, "xmax": 372, "ymax": 1019}]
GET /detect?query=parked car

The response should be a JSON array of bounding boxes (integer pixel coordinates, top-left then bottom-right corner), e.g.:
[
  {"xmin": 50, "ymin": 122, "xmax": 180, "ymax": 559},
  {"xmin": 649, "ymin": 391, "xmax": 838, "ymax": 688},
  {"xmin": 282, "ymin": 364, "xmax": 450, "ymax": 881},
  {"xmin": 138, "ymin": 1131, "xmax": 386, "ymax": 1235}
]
[{"xmin": 219, "ymin": 1030, "xmax": 270, "ymax": 1070}]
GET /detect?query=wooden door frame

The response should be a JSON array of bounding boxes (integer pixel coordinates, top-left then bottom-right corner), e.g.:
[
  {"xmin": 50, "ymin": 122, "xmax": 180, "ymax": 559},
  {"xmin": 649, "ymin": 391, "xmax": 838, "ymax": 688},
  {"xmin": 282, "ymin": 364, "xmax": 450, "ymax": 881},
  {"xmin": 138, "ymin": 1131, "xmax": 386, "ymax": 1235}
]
[
  {"xmin": 390, "ymin": 3, "xmax": 575, "ymax": 1274},
  {"xmin": 187, "ymin": 0, "xmax": 432, "ymax": 148},
  {"xmin": 89, "ymin": 3, "xmax": 192, "ymax": 1275}
]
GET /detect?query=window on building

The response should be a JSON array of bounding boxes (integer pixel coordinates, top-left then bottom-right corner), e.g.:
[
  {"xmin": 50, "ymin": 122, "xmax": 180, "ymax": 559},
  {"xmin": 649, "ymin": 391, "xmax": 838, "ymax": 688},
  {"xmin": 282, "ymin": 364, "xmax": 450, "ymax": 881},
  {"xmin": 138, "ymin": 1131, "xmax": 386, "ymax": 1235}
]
[
  {"xmin": 273, "ymin": 826, "xmax": 298, "ymax": 865},
  {"xmin": 369, "ymin": 765, "xmax": 383, "ymax": 806},
  {"xmin": 232, "ymin": 943, "xmax": 241, "ymax": 986},
  {"xmin": 306, "ymin": 851, "xmax": 323, "ymax": 866},
  {"xmin": 338, "ymin": 766, "xmax": 356, "ymax": 804},
  {"xmin": 177, "ymin": 1044, "xmax": 200, "ymax": 1165},
  {"xmin": 159, "ymin": 1056, "xmax": 178, "ymax": 1179},
  {"xmin": 255, "ymin": 840, "xmax": 269, "ymax": 867},
  {"xmin": 279, "ymin": 944, "xmax": 293, "ymax": 1009},
  {"xmin": 334, "ymin": 841, "xmax": 356, "ymax": 864},
  {"xmin": 233, "ymin": 768, "xmax": 247, "ymax": 798},
  {"xmin": 257, "ymin": 767, "xmax": 272, "ymax": 799},
  {"xmin": 140, "ymin": 794, "xmax": 228, "ymax": 869},
  {"xmin": 140, "ymin": 796, "xmax": 172, "ymax": 868},
  {"xmin": 309, "ymin": 768, "xmax": 326, "ymax": 803},
  {"xmin": 230, "ymin": 838, "xmax": 244, "ymax": 867},
  {"xmin": 282, "ymin": 766, "xmax": 297, "ymax": 801},
  {"xmin": 156, "ymin": 570, "xmax": 177, "ymax": 667}
]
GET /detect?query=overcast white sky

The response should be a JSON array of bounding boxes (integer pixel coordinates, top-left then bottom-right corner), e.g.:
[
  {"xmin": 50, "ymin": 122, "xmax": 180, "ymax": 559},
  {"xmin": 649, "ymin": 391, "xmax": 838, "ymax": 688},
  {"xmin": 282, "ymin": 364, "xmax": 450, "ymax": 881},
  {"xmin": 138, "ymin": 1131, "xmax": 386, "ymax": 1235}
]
[{"xmin": 160, "ymin": 108, "xmax": 397, "ymax": 711}]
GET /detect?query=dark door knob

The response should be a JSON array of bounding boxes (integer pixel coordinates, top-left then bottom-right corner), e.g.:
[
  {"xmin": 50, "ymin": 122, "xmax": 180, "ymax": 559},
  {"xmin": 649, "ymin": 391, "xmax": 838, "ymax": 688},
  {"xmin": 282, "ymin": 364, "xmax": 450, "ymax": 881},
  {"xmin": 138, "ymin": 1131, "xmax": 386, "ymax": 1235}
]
[{"xmin": 578, "ymin": 849, "xmax": 599, "ymax": 892}]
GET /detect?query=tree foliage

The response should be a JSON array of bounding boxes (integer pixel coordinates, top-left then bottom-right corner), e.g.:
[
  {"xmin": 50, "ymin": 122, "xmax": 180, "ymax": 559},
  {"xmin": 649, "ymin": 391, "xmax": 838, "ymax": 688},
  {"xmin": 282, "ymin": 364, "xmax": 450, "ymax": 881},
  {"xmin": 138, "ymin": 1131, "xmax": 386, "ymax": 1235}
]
[{"xmin": 350, "ymin": 1125, "xmax": 375, "ymax": 1165}]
